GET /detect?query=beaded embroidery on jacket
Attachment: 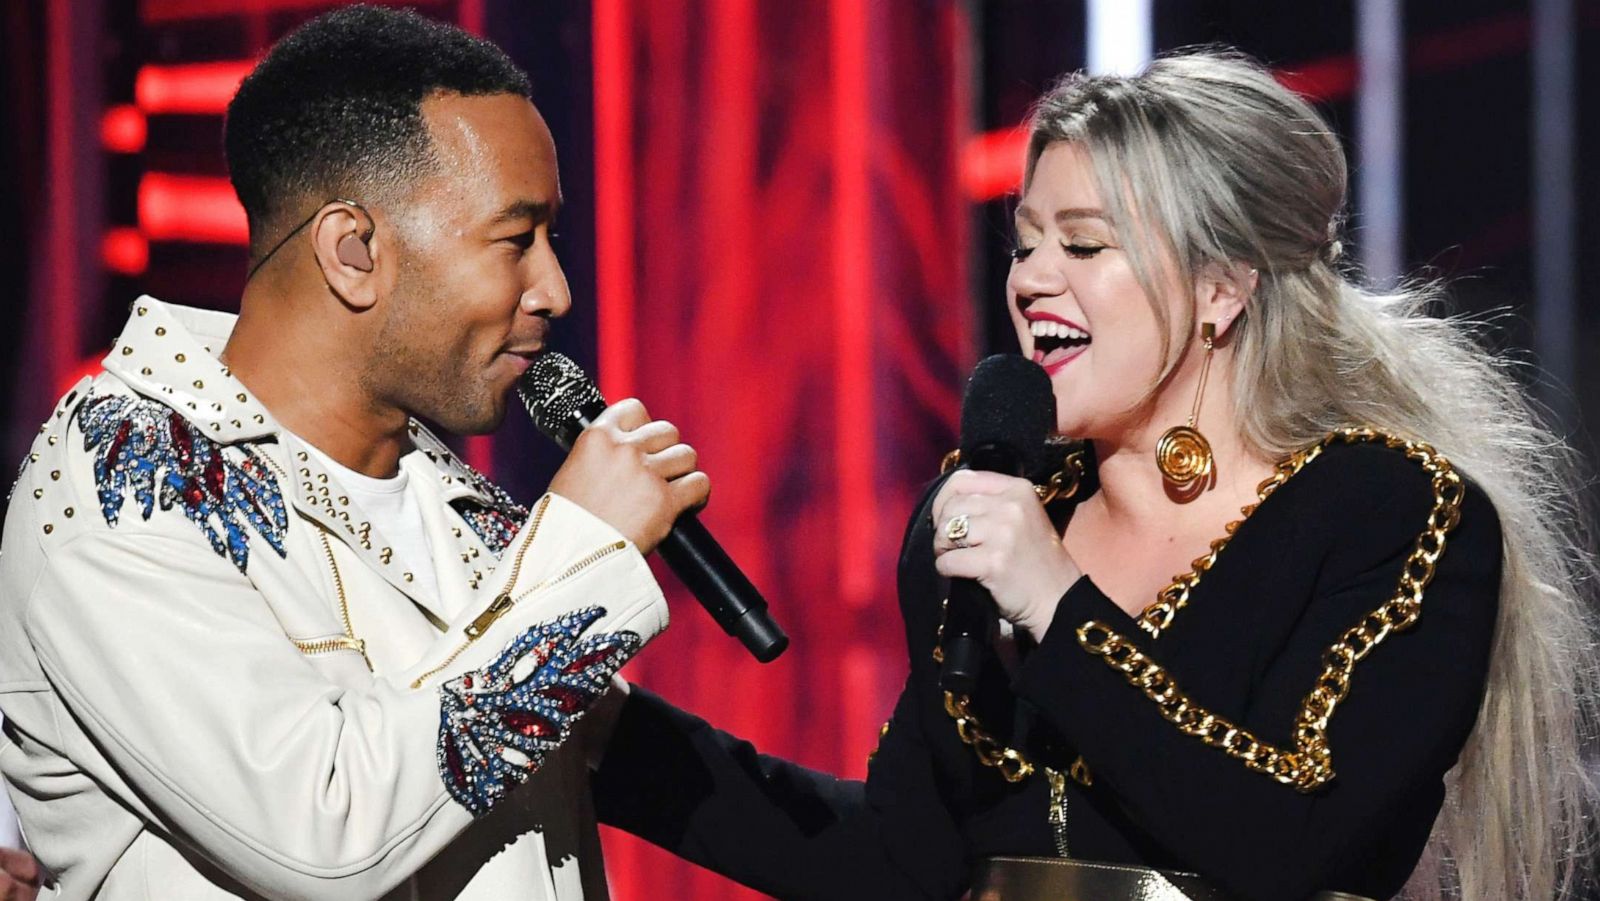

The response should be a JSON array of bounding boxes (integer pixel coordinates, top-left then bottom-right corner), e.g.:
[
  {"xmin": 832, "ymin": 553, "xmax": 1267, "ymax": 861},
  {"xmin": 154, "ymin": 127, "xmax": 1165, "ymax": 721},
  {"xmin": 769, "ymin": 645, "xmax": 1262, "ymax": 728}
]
[
  {"xmin": 76, "ymin": 391, "xmax": 289, "ymax": 574},
  {"xmin": 453, "ymin": 466, "xmax": 528, "ymax": 557},
  {"xmin": 438, "ymin": 605, "xmax": 641, "ymax": 816}
]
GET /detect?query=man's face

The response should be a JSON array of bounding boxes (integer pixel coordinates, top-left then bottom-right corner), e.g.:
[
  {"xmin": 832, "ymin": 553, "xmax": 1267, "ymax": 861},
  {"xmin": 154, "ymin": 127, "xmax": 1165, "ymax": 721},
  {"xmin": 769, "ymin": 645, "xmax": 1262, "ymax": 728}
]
[{"xmin": 365, "ymin": 91, "xmax": 569, "ymax": 435}]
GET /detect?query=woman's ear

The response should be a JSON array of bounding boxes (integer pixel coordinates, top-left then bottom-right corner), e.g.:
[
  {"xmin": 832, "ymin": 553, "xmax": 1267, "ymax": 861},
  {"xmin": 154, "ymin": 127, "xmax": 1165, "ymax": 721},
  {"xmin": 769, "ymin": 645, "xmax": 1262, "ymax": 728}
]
[{"xmin": 1193, "ymin": 263, "xmax": 1255, "ymax": 339}]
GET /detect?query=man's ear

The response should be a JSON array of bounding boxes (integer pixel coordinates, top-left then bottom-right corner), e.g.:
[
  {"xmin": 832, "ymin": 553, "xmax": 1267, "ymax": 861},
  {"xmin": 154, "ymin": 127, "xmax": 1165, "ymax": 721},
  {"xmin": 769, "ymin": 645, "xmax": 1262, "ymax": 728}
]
[
  {"xmin": 310, "ymin": 201, "xmax": 379, "ymax": 309},
  {"xmin": 1193, "ymin": 262, "xmax": 1256, "ymax": 340}
]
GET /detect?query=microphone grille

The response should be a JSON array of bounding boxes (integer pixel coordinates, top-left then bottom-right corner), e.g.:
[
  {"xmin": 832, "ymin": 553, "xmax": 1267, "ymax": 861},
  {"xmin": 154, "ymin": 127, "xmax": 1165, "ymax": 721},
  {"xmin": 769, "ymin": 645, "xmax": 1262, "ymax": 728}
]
[
  {"xmin": 518, "ymin": 353, "xmax": 605, "ymax": 441},
  {"xmin": 960, "ymin": 354, "xmax": 1056, "ymax": 474}
]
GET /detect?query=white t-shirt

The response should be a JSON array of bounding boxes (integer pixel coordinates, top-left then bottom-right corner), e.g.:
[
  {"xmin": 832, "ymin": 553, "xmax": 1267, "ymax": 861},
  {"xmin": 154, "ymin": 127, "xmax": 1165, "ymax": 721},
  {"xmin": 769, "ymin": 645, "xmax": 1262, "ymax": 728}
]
[{"xmin": 299, "ymin": 442, "xmax": 442, "ymax": 606}]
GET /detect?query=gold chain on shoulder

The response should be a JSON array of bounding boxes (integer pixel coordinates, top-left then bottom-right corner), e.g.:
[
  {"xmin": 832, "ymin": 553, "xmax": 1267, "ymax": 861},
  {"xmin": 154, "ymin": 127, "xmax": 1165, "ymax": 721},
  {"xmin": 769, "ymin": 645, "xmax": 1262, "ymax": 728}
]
[{"xmin": 1075, "ymin": 428, "xmax": 1466, "ymax": 792}]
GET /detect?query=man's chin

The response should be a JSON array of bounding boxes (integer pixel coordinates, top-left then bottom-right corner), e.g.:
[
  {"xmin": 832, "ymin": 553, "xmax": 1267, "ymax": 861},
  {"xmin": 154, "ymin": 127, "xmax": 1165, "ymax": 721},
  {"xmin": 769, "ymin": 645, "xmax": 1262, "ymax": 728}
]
[{"xmin": 429, "ymin": 398, "xmax": 508, "ymax": 437}]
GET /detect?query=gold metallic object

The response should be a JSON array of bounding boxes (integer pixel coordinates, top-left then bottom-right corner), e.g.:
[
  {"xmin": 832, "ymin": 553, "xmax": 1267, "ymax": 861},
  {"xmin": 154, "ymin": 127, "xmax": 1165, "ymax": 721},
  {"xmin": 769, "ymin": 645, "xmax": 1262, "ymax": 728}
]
[
  {"xmin": 940, "ymin": 448, "xmax": 1086, "ymax": 505},
  {"xmin": 1137, "ymin": 440, "xmax": 1328, "ymax": 639},
  {"xmin": 261, "ymin": 453, "xmax": 372, "ymax": 670},
  {"xmin": 1078, "ymin": 428, "xmax": 1465, "ymax": 793},
  {"xmin": 929, "ymin": 446, "xmax": 1091, "ymax": 848},
  {"xmin": 969, "ymin": 856, "xmax": 1376, "ymax": 901},
  {"xmin": 1155, "ymin": 323, "xmax": 1217, "ymax": 489},
  {"xmin": 945, "ymin": 514, "xmax": 972, "ymax": 547},
  {"xmin": 410, "ymin": 496, "xmax": 626, "ymax": 689}
]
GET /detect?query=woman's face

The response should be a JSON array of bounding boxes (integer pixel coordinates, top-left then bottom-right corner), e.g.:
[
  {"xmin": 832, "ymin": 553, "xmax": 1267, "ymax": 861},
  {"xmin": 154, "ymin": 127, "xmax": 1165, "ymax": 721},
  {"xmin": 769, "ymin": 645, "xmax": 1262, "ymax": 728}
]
[{"xmin": 1007, "ymin": 142, "xmax": 1179, "ymax": 441}]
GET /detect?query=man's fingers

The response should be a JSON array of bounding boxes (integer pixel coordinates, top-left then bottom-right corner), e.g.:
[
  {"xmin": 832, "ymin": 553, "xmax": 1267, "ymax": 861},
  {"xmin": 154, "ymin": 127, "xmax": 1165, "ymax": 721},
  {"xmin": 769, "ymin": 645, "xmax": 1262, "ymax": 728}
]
[
  {"xmin": 669, "ymin": 471, "xmax": 712, "ymax": 512},
  {"xmin": 646, "ymin": 444, "xmax": 698, "ymax": 481},
  {"xmin": 627, "ymin": 420, "xmax": 681, "ymax": 453},
  {"xmin": 596, "ymin": 397, "xmax": 650, "ymax": 431},
  {"xmin": 0, "ymin": 848, "xmax": 40, "ymax": 889}
]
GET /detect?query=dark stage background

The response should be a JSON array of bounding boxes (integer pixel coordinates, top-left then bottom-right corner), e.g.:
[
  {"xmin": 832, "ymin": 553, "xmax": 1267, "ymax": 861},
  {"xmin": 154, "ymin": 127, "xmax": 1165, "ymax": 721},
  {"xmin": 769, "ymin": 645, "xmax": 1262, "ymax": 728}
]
[{"xmin": 1, "ymin": 1, "xmax": 1597, "ymax": 898}]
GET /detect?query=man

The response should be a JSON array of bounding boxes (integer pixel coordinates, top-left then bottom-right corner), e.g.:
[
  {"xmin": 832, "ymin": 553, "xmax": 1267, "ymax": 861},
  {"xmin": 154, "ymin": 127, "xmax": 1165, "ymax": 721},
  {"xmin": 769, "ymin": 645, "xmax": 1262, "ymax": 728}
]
[{"xmin": 0, "ymin": 7, "xmax": 706, "ymax": 899}]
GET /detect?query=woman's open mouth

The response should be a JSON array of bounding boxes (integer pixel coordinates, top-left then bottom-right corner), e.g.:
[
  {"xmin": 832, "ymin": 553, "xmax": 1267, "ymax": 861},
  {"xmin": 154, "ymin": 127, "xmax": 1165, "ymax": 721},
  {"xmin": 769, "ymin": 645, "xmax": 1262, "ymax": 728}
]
[{"xmin": 1027, "ymin": 317, "xmax": 1091, "ymax": 375}]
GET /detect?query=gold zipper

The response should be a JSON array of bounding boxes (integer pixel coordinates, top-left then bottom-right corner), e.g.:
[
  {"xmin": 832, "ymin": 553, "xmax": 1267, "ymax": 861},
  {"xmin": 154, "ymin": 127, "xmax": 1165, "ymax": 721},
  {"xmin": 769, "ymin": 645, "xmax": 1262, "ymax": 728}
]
[
  {"xmin": 410, "ymin": 495, "xmax": 627, "ymax": 689},
  {"xmin": 1046, "ymin": 767, "xmax": 1070, "ymax": 858},
  {"xmin": 261, "ymin": 448, "xmax": 372, "ymax": 670}
]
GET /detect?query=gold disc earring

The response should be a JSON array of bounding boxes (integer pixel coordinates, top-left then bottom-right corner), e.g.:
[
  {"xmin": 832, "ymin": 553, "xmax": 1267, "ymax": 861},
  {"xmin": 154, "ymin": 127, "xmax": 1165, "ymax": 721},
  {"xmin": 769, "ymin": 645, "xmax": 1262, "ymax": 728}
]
[{"xmin": 1155, "ymin": 321, "xmax": 1217, "ymax": 488}]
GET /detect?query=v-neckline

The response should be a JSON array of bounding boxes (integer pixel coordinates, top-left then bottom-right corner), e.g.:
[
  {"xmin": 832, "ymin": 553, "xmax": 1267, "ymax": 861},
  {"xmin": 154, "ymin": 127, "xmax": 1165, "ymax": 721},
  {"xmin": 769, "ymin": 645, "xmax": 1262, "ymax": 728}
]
[{"xmin": 1065, "ymin": 439, "xmax": 1333, "ymax": 640}]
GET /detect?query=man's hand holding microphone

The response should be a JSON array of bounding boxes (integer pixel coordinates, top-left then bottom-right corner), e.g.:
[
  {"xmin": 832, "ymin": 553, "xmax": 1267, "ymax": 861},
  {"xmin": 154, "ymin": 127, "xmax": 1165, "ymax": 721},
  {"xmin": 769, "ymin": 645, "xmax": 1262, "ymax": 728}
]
[{"xmin": 547, "ymin": 398, "xmax": 710, "ymax": 556}]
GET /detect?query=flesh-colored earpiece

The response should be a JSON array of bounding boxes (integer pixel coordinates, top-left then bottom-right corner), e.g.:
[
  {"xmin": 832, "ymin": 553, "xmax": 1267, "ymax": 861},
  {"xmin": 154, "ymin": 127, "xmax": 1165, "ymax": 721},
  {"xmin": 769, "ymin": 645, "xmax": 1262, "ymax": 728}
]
[{"xmin": 336, "ymin": 232, "xmax": 373, "ymax": 272}]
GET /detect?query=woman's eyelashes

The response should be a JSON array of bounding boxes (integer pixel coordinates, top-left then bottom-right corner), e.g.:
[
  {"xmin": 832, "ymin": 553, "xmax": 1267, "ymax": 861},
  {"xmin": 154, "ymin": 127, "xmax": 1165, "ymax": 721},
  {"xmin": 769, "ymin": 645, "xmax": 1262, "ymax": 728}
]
[{"xmin": 1009, "ymin": 237, "xmax": 1107, "ymax": 262}]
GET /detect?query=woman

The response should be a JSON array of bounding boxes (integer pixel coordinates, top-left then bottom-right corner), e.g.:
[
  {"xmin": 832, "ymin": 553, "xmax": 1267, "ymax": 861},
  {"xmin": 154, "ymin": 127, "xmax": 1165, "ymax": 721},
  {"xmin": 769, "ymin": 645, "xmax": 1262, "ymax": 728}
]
[{"xmin": 593, "ymin": 49, "xmax": 1598, "ymax": 901}]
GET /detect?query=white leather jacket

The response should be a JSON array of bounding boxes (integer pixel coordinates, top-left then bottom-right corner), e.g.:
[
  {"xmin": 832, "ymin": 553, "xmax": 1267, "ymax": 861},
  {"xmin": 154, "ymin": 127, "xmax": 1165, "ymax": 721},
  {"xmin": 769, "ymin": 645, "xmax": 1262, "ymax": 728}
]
[{"xmin": 0, "ymin": 298, "xmax": 670, "ymax": 900}]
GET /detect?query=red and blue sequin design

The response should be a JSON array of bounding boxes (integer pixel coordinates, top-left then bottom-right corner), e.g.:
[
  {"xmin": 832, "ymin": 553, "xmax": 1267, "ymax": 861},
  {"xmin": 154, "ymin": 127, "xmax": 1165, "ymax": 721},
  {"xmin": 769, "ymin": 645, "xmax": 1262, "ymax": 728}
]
[
  {"xmin": 453, "ymin": 467, "xmax": 527, "ymax": 556},
  {"xmin": 78, "ymin": 393, "xmax": 289, "ymax": 573},
  {"xmin": 438, "ymin": 605, "xmax": 640, "ymax": 817}
]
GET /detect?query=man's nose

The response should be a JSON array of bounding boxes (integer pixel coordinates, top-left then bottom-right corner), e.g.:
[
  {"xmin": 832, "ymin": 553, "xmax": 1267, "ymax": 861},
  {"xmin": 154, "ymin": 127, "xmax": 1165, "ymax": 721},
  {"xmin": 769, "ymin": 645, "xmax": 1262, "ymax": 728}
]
[{"xmin": 520, "ymin": 243, "xmax": 572, "ymax": 319}]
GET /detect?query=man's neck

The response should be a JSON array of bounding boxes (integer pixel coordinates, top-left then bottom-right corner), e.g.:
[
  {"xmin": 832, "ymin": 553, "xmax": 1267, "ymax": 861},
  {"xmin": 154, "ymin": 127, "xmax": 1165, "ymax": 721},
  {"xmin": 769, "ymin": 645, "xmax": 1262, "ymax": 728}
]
[{"xmin": 223, "ymin": 288, "xmax": 410, "ymax": 478}]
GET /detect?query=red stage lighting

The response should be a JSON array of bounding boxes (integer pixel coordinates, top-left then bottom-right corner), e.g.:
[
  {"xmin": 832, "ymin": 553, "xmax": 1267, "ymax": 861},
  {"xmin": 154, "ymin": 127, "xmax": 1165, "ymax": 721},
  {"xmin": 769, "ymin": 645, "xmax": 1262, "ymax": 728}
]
[
  {"xmin": 1275, "ymin": 57, "xmax": 1358, "ymax": 103},
  {"xmin": 960, "ymin": 128, "xmax": 1028, "ymax": 202},
  {"xmin": 100, "ymin": 105, "xmax": 148, "ymax": 153},
  {"xmin": 140, "ymin": 0, "xmax": 448, "ymax": 24},
  {"xmin": 101, "ymin": 228, "xmax": 151, "ymax": 275},
  {"xmin": 139, "ymin": 173, "xmax": 249, "ymax": 244},
  {"xmin": 59, "ymin": 356, "xmax": 105, "ymax": 396},
  {"xmin": 135, "ymin": 61, "xmax": 252, "ymax": 115}
]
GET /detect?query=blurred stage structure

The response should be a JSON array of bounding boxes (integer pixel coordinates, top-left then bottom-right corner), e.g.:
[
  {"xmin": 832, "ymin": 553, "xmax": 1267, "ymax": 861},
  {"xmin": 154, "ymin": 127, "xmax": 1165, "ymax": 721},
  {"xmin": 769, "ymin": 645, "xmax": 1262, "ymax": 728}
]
[{"xmin": 0, "ymin": 1, "xmax": 1596, "ymax": 899}]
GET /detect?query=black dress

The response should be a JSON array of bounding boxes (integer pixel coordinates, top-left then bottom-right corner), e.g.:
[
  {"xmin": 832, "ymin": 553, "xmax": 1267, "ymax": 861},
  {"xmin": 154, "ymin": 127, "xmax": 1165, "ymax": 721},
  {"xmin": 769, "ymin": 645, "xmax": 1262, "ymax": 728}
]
[{"xmin": 592, "ymin": 438, "xmax": 1502, "ymax": 901}]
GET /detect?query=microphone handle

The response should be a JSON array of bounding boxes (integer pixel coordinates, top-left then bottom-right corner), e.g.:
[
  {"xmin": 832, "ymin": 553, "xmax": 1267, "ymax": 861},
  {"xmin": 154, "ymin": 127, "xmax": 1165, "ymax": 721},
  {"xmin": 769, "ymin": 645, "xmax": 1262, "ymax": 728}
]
[
  {"xmin": 559, "ymin": 401, "xmax": 788, "ymax": 663},
  {"xmin": 939, "ymin": 578, "xmax": 996, "ymax": 695},
  {"xmin": 657, "ymin": 515, "xmax": 789, "ymax": 663},
  {"xmin": 938, "ymin": 442, "xmax": 1022, "ymax": 695}
]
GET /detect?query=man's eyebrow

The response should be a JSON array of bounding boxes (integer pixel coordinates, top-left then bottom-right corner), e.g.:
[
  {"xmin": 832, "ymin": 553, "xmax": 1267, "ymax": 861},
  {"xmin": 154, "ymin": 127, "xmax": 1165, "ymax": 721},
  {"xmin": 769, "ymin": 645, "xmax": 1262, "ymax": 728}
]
[{"xmin": 490, "ymin": 200, "xmax": 559, "ymax": 226}]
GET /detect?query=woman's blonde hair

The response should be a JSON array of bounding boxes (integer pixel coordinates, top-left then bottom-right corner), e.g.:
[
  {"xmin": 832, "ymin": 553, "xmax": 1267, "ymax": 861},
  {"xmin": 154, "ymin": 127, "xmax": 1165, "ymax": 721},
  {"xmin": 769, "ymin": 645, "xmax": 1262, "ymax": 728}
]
[{"xmin": 1024, "ymin": 47, "xmax": 1599, "ymax": 900}]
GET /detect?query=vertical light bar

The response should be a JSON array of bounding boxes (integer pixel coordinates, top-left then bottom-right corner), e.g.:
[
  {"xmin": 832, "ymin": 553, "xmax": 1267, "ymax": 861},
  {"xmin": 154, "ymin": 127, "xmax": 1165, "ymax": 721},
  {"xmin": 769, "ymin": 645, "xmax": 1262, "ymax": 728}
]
[
  {"xmin": 1531, "ymin": 0, "xmax": 1577, "ymax": 426},
  {"xmin": 1356, "ymin": 0, "xmax": 1404, "ymax": 288},
  {"xmin": 460, "ymin": 0, "xmax": 491, "ymax": 474},
  {"xmin": 44, "ymin": 0, "xmax": 82, "ymax": 397},
  {"xmin": 458, "ymin": 0, "xmax": 485, "ymax": 36},
  {"xmin": 831, "ymin": 0, "xmax": 876, "ymax": 607},
  {"xmin": 594, "ymin": 0, "xmax": 636, "ymax": 402},
  {"xmin": 1086, "ymin": 0, "xmax": 1151, "ymax": 76}
]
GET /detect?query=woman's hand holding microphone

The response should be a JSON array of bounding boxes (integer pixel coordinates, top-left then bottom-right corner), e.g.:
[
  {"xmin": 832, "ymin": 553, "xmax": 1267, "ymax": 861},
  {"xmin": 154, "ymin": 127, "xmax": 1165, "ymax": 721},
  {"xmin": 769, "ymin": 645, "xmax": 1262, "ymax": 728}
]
[{"xmin": 931, "ymin": 469, "xmax": 1083, "ymax": 643}]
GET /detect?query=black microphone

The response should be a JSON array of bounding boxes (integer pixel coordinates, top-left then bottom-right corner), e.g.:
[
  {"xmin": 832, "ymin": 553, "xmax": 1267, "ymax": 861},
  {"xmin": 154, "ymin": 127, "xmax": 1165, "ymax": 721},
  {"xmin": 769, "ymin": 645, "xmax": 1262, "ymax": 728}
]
[
  {"xmin": 939, "ymin": 354, "xmax": 1056, "ymax": 695},
  {"xmin": 518, "ymin": 353, "xmax": 789, "ymax": 663}
]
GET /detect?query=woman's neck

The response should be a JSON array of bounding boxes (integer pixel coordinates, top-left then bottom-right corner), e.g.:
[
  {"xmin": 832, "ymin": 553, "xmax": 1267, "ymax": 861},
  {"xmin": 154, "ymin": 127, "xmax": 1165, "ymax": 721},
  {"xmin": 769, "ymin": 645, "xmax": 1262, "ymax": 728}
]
[{"xmin": 1083, "ymin": 362, "xmax": 1273, "ymax": 534}]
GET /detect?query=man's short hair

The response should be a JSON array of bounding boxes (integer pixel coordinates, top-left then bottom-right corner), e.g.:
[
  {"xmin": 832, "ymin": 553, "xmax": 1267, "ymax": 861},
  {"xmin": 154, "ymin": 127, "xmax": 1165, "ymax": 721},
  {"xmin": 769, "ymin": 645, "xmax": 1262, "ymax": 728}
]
[{"xmin": 225, "ymin": 4, "xmax": 532, "ymax": 254}]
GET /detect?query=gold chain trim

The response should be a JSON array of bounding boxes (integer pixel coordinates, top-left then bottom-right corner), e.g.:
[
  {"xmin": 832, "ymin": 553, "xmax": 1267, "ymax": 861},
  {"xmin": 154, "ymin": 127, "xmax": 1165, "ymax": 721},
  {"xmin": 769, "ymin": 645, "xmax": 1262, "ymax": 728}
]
[
  {"xmin": 1136, "ymin": 441, "xmax": 1328, "ymax": 638},
  {"xmin": 940, "ymin": 447, "xmax": 1087, "ymax": 506},
  {"xmin": 1076, "ymin": 428, "xmax": 1466, "ymax": 792},
  {"xmin": 928, "ymin": 448, "xmax": 1093, "ymax": 809}
]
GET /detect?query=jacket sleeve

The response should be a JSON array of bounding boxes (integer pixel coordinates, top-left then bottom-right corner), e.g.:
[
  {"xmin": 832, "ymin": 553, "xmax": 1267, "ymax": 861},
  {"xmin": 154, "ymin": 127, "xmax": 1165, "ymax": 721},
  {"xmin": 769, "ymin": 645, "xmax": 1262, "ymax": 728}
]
[
  {"xmin": 22, "ymin": 491, "xmax": 665, "ymax": 901},
  {"xmin": 1014, "ymin": 467, "xmax": 1502, "ymax": 900},
  {"xmin": 592, "ymin": 675, "xmax": 970, "ymax": 901}
]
